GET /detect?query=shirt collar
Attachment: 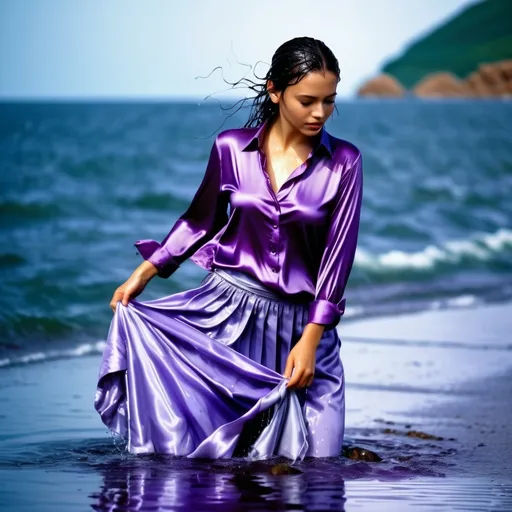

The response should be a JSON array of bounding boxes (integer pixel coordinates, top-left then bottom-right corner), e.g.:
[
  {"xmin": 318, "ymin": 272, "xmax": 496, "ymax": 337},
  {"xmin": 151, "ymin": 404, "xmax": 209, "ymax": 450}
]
[{"xmin": 242, "ymin": 117, "xmax": 333, "ymax": 158}]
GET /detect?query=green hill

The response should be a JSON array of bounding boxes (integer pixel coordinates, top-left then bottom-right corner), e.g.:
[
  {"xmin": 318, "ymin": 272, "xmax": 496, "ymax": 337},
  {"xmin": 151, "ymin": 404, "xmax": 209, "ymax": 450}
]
[{"xmin": 381, "ymin": 0, "xmax": 512, "ymax": 88}]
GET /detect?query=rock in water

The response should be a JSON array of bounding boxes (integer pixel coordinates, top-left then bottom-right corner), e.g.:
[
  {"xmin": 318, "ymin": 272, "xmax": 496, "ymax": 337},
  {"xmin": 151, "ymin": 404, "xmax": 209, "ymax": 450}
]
[
  {"xmin": 406, "ymin": 430, "xmax": 443, "ymax": 441},
  {"xmin": 270, "ymin": 463, "xmax": 302, "ymax": 475},
  {"xmin": 344, "ymin": 446, "xmax": 382, "ymax": 462}
]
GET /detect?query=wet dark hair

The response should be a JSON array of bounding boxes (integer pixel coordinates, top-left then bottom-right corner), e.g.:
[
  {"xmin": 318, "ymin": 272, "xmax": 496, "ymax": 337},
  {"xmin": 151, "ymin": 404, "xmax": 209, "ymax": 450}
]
[
  {"xmin": 242, "ymin": 37, "xmax": 340, "ymax": 128},
  {"xmin": 199, "ymin": 37, "xmax": 340, "ymax": 135}
]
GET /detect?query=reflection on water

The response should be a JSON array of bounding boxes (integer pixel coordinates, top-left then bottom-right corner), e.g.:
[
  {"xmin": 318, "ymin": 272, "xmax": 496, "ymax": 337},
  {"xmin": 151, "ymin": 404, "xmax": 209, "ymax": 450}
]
[
  {"xmin": 0, "ymin": 430, "xmax": 511, "ymax": 511},
  {"xmin": 1, "ymin": 432, "xmax": 511, "ymax": 511},
  {"xmin": 0, "ymin": 434, "xmax": 460, "ymax": 512},
  {"xmin": 90, "ymin": 459, "xmax": 346, "ymax": 511}
]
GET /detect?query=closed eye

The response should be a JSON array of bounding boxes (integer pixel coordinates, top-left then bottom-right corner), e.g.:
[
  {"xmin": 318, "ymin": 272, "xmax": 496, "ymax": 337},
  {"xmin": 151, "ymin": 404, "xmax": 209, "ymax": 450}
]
[{"xmin": 300, "ymin": 99, "xmax": 336, "ymax": 107}]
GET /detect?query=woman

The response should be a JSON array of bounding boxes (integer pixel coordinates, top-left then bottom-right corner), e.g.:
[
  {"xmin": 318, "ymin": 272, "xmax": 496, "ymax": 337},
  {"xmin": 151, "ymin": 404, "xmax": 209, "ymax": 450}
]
[{"xmin": 95, "ymin": 36, "xmax": 363, "ymax": 462}]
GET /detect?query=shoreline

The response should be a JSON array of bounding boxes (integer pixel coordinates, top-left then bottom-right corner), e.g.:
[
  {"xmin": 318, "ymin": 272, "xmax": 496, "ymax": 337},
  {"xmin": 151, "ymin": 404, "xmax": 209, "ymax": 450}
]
[
  {"xmin": 340, "ymin": 302, "xmax": 512, "ymax": 481},
  {"xmin": 0, "ymin": 301, "xmax": 511, "ymax": 510}
]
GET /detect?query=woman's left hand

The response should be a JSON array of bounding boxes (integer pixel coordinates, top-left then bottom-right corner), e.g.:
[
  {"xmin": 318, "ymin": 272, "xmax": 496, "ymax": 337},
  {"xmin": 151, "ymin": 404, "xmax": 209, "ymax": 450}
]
[{"xmin": 283, "ymin": 337, "xmax": 317, "ymax": 389}]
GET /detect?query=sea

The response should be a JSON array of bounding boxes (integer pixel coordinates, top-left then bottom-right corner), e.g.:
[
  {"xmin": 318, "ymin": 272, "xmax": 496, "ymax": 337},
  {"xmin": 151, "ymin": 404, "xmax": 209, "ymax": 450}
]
[
  {"xmin": 0, "ymin": 99, "xmax": 511, "ymax": 511},
  {"xmin": 0, "ymin": 99, "xmax": 511, "ymax": 364}
]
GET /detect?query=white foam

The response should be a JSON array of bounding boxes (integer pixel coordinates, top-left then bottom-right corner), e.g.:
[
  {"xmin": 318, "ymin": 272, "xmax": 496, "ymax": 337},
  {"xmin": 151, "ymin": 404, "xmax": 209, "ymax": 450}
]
[
  {"xmin": 0, "ymin": 341, "xmax": 106, "ymax": 369},
  {"xmin": 344, "ymin": 305, "xmax": 364, "ymax": 318},
  {"xmin": 429, "ymin": 294, "xmax": 481, "ymax": 311},
  {"xmin": 446, "ymin": 295, "xmax": 480, "ymax": 308},
  {"xmin": 355, "ymin": 228, "xmax": 512, "ymax": 271}
]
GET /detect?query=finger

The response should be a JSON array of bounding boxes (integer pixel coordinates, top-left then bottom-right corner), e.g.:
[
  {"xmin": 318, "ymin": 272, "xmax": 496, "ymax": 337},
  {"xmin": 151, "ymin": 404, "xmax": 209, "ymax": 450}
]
[
  {"xmin": 297, "ymin": 376, "xmax": 308, "ymax": 389},
  {"xmin": 283, "ymin": 356, "xmax": 294, "ymax": 379},
  {"xmin": 287, "ymin": 369, "xmax": 303, "ymax": 389},
  {"xmin": 305, "ymin": 375, "xmax": 315, "ymax": 388},
  {"xmin": 298, "ymin": 371, "xmax": 314, "ymax": 389},
  {"xmin": 122, "ymin": 291, "xmax": 131, "ymax": 306},
  {"xmin": 110, "ymin": 298, "xmax": 121, "ymax": 313},
  {"xmin": 110, "ymin": 291, "xmax": 122, "ymax": 312}
]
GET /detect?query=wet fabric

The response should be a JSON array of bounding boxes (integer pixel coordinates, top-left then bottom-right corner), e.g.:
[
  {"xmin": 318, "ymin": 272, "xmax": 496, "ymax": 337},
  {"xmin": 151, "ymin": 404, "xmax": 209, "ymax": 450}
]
[
  {"xmin": 134, "ymin": 118, "xmax": 363, "ymax": 331},
  {"xmin": 95, "ymin": 267, "xmax": 345, "ymax": 461}
]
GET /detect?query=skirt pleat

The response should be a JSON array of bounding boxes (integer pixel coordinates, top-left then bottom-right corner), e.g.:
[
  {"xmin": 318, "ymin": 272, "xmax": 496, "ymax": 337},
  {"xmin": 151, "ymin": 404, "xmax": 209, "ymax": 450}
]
[{"xmin": 94, "ymin": 267, "xmax": 345, "ymax": 461}]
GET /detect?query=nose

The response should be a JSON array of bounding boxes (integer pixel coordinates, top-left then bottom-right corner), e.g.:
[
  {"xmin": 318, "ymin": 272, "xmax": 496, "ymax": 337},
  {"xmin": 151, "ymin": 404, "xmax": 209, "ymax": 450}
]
[{"xmin": 311, "ymin": 103, "xmax": 326, "ymax": 121}]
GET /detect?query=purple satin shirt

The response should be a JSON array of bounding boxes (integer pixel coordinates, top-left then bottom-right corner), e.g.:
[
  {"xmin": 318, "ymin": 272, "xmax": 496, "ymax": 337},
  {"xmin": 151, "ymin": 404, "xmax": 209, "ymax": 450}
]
[{"xmin": 135, "ymin": 119, "xmax": 363, "ymax": 331}]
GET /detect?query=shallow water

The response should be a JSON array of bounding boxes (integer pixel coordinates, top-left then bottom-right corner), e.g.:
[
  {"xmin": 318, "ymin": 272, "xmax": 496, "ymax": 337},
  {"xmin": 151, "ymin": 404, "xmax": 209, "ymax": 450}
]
[
  {"xmin": 1, "ymin": 301, "xmax": 512, "ymax": 512},
  {"xmin": 0, "ymin": 434, "xmax": 462, "ymax": 511},
  {"xmin": 0, "ymin": 435, "xmax": 510, "ymax": 511}
]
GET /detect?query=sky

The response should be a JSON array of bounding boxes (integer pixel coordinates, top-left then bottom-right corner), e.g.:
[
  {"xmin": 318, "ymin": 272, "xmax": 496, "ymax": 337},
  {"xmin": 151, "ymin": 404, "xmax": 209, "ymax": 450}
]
[{"xmin": 0, "ymin": 0, "xmax": 480, "ymax": 100}]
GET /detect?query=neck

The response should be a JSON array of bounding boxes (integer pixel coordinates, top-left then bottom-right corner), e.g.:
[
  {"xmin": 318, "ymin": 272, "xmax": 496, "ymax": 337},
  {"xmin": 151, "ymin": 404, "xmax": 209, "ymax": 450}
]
[{"xmin": 267, "ymin": 115, "xmax": 313, "ymax": 152}]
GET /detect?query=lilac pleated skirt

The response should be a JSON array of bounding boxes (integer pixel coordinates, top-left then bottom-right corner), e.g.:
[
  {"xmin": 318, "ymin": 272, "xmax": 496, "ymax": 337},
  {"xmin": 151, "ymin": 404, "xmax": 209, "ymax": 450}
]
[{"xmin": 94, "ymin": 267, "xmax": 345, "ymax": 462}]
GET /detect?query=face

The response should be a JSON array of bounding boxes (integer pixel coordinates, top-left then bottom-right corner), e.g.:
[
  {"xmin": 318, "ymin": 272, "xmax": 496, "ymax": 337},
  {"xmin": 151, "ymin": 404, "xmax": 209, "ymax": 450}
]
[{"xmin": 268, "ymin": 70, "xmax": 338, "ymax": 135}]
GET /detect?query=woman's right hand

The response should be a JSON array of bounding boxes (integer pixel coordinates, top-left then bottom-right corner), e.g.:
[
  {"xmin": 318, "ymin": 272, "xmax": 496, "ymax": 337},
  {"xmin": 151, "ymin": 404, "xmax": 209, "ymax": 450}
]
[{"xmin": 110, "ymin": 261, "xmax": 159, "ymax": 313}]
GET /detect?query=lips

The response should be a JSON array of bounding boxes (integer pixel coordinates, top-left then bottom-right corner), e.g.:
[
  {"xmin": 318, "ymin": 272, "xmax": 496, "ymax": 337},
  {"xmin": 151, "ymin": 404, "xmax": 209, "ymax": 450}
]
[{"xmin": 306, "ymin": 123, "xmax": 322, "ymax": 129}]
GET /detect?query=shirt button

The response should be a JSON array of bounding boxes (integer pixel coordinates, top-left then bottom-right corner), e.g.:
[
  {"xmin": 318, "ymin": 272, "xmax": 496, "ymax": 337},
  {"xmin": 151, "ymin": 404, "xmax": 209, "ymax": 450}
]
[
  {"xmin": 271, "ymin": 268, "xmax": 278, "ymax": 273},
  {"xmin": 273, "ymin": 224, "xmax": 278, "ymax": 229},
  {"xmin": 271, "ymin": 250, "xmax": 276, "ymax": 255}
]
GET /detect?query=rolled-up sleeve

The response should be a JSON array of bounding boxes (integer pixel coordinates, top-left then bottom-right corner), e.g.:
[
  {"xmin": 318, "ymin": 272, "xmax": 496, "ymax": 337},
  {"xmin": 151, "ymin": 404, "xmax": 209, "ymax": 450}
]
[
  {"xmin": 134, "ymin": 136, "xmax": 228, "ymax": 278},
  {"xmin": 308, "ymin": 153, "xmax": 363, "ymax": 330}
]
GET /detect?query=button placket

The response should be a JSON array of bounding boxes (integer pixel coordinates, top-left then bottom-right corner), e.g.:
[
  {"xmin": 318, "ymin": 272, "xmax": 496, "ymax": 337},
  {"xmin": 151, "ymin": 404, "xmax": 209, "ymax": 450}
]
[
  {"xmin": 260, "ymin": 141, "xmax": 281, "ymax": 275},
  {"xmin": 270, "ymin": 217, "xmax": 280, "ymax": 274}
]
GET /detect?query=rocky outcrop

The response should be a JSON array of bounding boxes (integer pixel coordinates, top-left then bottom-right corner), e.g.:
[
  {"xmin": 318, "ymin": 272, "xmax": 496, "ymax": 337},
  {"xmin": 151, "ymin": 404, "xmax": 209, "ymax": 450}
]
[
  {"xmin": 379, "ymin": 0, "xmax": 512, "ymax": 89},
  {"xmin": 356, "ymin": 73, "xmax": 406, "ymax": 97},
  {"xmin": 465, "ymin": 60, "xmax": 512, "ymax": 97},
  {"xmin": 412, "ymin": 72, "xmax": 470, "ymax": 98},
  {"xmin": 357, "ymin": 59, "xmax": 512, "ymax": 98}
]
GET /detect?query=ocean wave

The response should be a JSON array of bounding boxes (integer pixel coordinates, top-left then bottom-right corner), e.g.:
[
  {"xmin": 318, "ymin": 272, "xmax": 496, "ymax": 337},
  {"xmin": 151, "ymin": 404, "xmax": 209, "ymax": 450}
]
[
  {"xmin": 355, "ymin": 228, "xmax": 512, "ymax": 272},
  {"xmin": 429, "ymin": 294, "xmax": 482, "ymax": 310},
  {"xmin": 0, "ymin": 200, "xmax": 62, "ymax": 220},
  {"xmin": 0, "ymin": 341, "xmax": 106, "ymax": 369},
  {"xmin": 0, "ymin": 293, "xmax": 493, "ymax": 368},
  {"xmin": 343, "ymin": 294, "xmax": 484, "ymax": 321},
  {"xmin": 119, "ymin": 191, "xmax": 190, "ymax": 211},
  {"xmin": 0, "ymin": 313, "xmax": 78, "ymax": 340},
  {"xmin": 0, "ymin": 253, "xmax": 26, "ymax": 266}
]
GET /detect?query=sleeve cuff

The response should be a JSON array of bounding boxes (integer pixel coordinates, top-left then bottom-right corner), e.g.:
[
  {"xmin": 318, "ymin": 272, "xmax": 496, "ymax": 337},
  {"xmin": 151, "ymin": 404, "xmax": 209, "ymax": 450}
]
[
  {"xmin": 307, "ymin": 299, "xmax": 346, "ymax": 330},
  {"xmin": 134, "ymin": 239, "xmax": 180, "ymax": 279}
]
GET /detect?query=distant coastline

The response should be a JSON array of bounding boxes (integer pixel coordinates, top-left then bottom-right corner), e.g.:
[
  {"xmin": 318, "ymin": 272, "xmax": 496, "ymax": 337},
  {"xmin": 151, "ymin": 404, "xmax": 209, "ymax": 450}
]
[{"xmin": 358, "ymin": 0, "xmax": 512, "ymax": 99}]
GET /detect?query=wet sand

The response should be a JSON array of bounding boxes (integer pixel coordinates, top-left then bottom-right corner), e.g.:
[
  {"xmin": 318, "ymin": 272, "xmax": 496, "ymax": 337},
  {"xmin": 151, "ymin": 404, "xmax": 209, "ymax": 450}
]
[
  {"xmin": 0, "ymin": 303, "xmax": 511, "ymax": 510},
  {"xmin": 340, "ymin": 302, "xmax": 512, "ymax": 481}
]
